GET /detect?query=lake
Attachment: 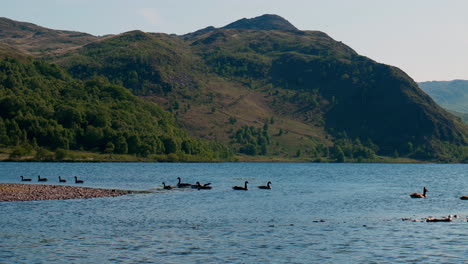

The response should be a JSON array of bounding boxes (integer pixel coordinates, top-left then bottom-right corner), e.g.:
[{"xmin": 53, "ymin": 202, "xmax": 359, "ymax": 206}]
[{"xmin": 1, "ymin": 162, "xmax": 467, "ymax": 263}]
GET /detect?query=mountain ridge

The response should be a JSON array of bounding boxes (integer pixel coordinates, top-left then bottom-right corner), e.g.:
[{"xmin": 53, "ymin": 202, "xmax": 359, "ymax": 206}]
[{"xmin": 0, "ymin": 17, "xmax": 100, "ymax": 57}]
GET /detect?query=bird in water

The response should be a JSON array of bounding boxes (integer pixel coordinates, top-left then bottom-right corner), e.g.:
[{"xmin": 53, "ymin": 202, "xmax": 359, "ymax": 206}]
[
  {"xmin": 74, "ymin": 176, "xmax": 84, "ymax": 184},
  {"xmin": 258, "ymin": 181, "xmax": 272, "ymax": 189},
  {"xmin": 20, "ymin": 176, "xmax": 32, "ymax": 182},
  {"xmin": 409, "ymin": 187, "xmax": 427, "ymax": 198},
  {"xmin": 460, "ymin": 196, "xmax": 468, "ymax": 200},
  {"xmin": 59, "ymin": 176, "xmax": 67, "ymax": 183},
  {"xmin": 162, "ymin": 182, "xmax": 172, "ymax": 190},
  {"xmin": 37, "ymin": 175, "xmax": 48, "ymax": 182},
  {"xmin": 193, "ymin": 182, "xmax": 212, "ymax": 190},
  {"xmin": 177, "ymin": 177, "xmax": 191, "ymax": 188},
  {"xmin": 233, "ymin": 181, "xmax": 248, "ymax": 190}
]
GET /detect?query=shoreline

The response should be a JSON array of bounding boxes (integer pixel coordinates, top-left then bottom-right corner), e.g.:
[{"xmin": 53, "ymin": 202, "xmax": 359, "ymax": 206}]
[{"xmin": 0, "ymin": 183, "xmax": 133, "ymax": 202}]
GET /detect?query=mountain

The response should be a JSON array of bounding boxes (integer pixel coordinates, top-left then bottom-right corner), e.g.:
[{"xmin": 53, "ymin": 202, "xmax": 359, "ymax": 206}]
[
  {"xmin": 181, "ymin": 14, "xmax": 297, "ymax": 40},
  {"xmin": 1, "ymin": 15, "xmax": 467, "ymax": 162},
  {"xmin": 0, "ymin": 44, "xmax": 230, "ymax": 161},
  {"xmin": 222, "ymin": 14, "xmax": 298, "ymax": 31},
  {"xmin": 0, "ymin": 17, "xmax": 100, "ymax": 57},
  {"xmin": 419, "ymin": 80, "xmax": 468, "ymax": 114}
]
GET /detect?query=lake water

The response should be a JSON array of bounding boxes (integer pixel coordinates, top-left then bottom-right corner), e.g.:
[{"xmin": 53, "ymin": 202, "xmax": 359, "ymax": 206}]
[{"xmin": 1, "ymin": 162, "xmax": 467, "ymax": 263}]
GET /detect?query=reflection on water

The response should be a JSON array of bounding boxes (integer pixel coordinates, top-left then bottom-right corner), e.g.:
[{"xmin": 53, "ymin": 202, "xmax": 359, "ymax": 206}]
[{"xmin": 1, "ymin": 163, "xmax": 467, "ymax": 263}]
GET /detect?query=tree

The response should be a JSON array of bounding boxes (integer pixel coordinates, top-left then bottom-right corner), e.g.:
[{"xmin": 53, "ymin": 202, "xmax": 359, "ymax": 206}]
[
  {"xmin": 162, "ymin": 137, "xmax": 177, "ymax": 154},
  {"xmin": 334, "ymin": 146, "xmax": 345, "ymax": 162},
  {"xmin": 115, "ymin": 136, "xmax": 128, "ymax": 154},
  {"xmin": 105, "ymin": 142, "xmax": 115, "ymax": 154},
  {"xmin": 229, "ymin": 116, "xmax": 237, "ymax": 124},
  {"xmin": 240, "ymin": 144, "xmax": 257, "ymax": 155}
]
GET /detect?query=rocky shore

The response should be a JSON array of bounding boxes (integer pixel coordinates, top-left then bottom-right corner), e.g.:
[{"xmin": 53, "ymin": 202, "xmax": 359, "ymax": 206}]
[{"xmin": 0, "ymin": 183, "xmax": 132, "ymax": 202}]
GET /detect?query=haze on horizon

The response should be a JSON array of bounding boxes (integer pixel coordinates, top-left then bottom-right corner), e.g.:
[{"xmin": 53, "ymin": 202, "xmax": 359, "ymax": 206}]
[{"xmin": 2, "ymin": 0, "xmax": 467, "ymax": 82}]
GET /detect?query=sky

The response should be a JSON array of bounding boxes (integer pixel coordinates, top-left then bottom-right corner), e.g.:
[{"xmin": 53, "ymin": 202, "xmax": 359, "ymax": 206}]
[{"xmin": 2, "ymin": 0, "xmax": 468, "ymax": 82}]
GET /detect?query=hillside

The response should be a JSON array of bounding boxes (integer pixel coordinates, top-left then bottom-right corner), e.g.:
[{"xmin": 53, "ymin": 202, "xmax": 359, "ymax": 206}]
[
  {"xmin": 0, "ymin": 44, "xmax": 230, "ymax": 161},
  {"xmin": 419, "ymin": 80, "xmax": 468, "ymax": 113},
  {"xmin": 0, "ymin": 17, "xmax": 100, "ymax": 57},
  {"xmin": 1, "ymin": 15, "xmax": 467, "ymax": 162}
]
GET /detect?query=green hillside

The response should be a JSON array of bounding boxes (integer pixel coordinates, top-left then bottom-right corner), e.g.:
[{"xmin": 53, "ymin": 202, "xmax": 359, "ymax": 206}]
[{"xmin": 0, "ymin": 45, "xmax": 231, "ymax": 161}]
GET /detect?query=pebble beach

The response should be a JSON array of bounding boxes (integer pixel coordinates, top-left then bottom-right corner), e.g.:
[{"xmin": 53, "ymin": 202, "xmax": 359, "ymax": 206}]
[{"xmin": 0, "ymin": 183, "xmax": 132, "ymax": 202}]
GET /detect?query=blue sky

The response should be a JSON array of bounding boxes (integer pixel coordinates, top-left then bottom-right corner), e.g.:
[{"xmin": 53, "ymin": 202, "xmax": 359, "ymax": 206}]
[{"xmin": 2, "ymin": 0, "xmax": 468, "ymax": 82}]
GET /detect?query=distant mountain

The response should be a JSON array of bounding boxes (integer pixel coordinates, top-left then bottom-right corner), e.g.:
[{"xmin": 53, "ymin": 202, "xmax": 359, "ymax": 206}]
[
  {"xmin": 448, "ymin": 110, "xmax": 468, "ymax": 123},
  {"xmin": 222, "ymin": 14, "xmax": 298, "ymax": 31},
  {"xmin": 0, "ymin": 17, "xmax": 100, "ymax": 57},
  {"xmin": 1, "ymin": 15, "xmax": 467, "ymax": 162},
  {"xmin": 419, "ymin": 80, "xmax": 468, "ymax": 113}
]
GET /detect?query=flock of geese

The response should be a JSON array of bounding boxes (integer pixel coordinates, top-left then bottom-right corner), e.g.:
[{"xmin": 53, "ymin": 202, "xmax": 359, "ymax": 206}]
[
  {"xmin": 20, "ymin": 175, "xmax": 85, "ymax": 184},
  {"xmin": 162, "ymin": 177, "xmax": 272, "ymax": 191}
]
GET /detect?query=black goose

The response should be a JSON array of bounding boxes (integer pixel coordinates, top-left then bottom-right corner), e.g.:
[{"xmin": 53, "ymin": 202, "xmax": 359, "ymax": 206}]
[
  {"xmin": 191, "ymin": 182, "xmax": 212, "ymax": 189},
  {"xmin": 59, "ymin": 176, "xmax": 67, "ymax": 183},
  {"xmin": 20, "ymin": 176, "xmax": 32, "ymax": 182},
  {"xmin": 162, "ymin": 182, "xmax": 172, "ymax": 190},
  {"xmin": 194, "ymin": 181, "xmax": 212, "ymax": 190},
  {"xmin": 37, "ymin": 175, "xmax": 48, "ymax": 182},
  {"xmin": 177, "ymin": 177, "xmax": 191, "ymax": 188},
  {"xmin": 409, "ymin": 187, "xmax": 427, "ymax": 198},
  {"xmin": 233, "ymin": 181, "xmax": 248, "ymax": 190},
  {"xmin": 460, "ymin": 196, "xmax": 468, "ymax": 200},
  {"xmin": 258, "ymin": 181, "xmax": 272, "ymax": 189},
  {"xmin": 74, "ymin": 176, "xmax": 84, "ymax": 184}
]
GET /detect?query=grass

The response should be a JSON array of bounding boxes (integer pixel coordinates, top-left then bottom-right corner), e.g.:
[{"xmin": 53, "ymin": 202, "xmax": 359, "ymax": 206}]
[
  {"xmin": 0, "ymin": 148, "xmax": 229, "ymax": 163},
  {"xmin": 0, "ymin": 147, "xmax": 427, "ymax": 163}
]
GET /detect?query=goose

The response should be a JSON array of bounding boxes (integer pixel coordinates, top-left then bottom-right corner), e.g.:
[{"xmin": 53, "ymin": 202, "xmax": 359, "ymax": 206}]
[
  {"xmin": 258, "ymin": 181, "xmax": 272, "ymax": 189},
  {"xmin": 194, "ymin": 181, "xmax": 212, "ymax": 190},
  {"xmin": 409, "ymin": 187, "xmax": 427, "ymax": 198},
  {"xmin": 74, "ymin": 176, "xmax": 84, "ymax": 184},
  {"xmin": 37, "ymin": 175, "xmax": 48, "ymax": 182},
  {"xmin": 162, "ymin": 182, "xmax": 172, "ymax": 190},
  {"xmin": 59, "ymin": 176, "xmax": 67, "ymax": 183},
  {"xmin": 460, "ymin": 196, "xmax": 468, "ymax": 200},
  {"xmin": 177, "ymin": 177, "xmax": 191, "ymax": 188},
  {"xmin": 233, "ymin": 181, "xmax": 248, "ymax": 190},
  {"xmin": 20, "ymin": 176, "xmax": 32, "ymax": 182}
]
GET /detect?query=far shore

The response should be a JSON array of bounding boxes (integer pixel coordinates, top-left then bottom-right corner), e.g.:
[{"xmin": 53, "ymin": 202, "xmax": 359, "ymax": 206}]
[{"xmin": 0, "ymin": 183, "xmax": 133, "ymax": 202}]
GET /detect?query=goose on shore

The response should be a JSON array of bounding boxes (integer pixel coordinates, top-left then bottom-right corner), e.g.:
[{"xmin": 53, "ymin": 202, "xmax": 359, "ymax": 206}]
[
  {"xmin": 20, "ymin": 176, "xmax": 32, "ymax": 182},
  {"xmin": 37, "ymin": 175, "xmax": 48, "ymax": 182},
  {"xmin": 177, "ymin": 177, "xmax": 191, "ymax": 188},
  {"xmin": 258, "ymin": 181, "xmax": 272, "ymax": 189},
  {"xmin": 162, "ymin": 182, "xmax": 172, "ymax": 190},
  {"xmin": 74, "ymin": 176, "xmax": 84, "ymax": 184},
  {"xmin": 410, "ymin": 187, "xmax": 427, "ymax": 198},
  {"xmin": 59, "ymin": 176, "xmax": 67, "ymax": 183},
  {"xmin": 233, "ymin": 181, "xmax": 248, "ymax": 190}
]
